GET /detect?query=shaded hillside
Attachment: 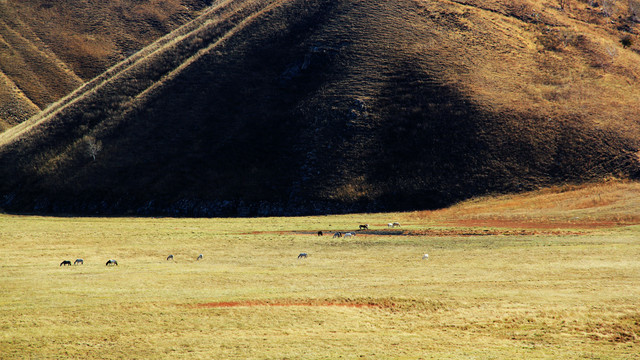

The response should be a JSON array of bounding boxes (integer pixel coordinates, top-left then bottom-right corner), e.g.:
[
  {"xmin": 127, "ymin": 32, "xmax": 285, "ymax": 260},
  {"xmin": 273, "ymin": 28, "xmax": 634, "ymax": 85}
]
[
  {"xmin": 0, "ymin": 0, "xmax": 639, "ymax": 216},
  {"xmin": 0, "ymin": 0, "xmax": 211, "ymax": 129}
]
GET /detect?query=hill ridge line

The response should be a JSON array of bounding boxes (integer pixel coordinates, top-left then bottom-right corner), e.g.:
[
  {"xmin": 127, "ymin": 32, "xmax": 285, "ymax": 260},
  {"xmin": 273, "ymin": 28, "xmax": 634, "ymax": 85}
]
[
  {"xmin": 0, "ymin": 0, "xmax": 251, "ymax": 147},
  {"xmin": 133, "ymin": 0, "xmax": 290, "ymax": 105}
]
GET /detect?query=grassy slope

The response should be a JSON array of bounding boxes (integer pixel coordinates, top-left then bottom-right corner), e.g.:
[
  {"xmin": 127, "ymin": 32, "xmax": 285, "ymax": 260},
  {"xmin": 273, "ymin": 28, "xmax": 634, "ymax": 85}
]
[
  {"xmin": 0, "ymin": 4, "xmax": 81, "ymax": 129},
  {"xmin": 0, "ymin": 0, "xmax": 639, "ymax": 215},
  {"xmin": 0, "ymin": 182, "xmax": 638, "ymax": 359},
  {"xmin": 0, "ymin": 0, "xmax": 210, "ymax": 129},
  {"xmin": 419, "ymin": 178, "xmax": 640, "ymax": 226}
]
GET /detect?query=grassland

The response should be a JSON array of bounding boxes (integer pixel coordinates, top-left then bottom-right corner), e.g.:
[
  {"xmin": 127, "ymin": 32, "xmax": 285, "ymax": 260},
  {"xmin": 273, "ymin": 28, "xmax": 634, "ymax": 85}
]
[{"xmin": 1, "ymin": 182, "xmax": 639, "ymax": 359}]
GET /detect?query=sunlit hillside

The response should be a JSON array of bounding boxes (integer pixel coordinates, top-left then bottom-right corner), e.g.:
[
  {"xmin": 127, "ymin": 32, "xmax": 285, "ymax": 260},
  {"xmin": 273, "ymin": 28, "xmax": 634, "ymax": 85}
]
[
  {"xmin": 420, "ymin": 178, "xmax": 640, "ymax": 226},
  {"xmin": 0, "ymin": 0, "xmax": 638, "ymax": 215},
  {"xmin": 0, "ymin": 0, "xmax": 210, "ymax": 129}
]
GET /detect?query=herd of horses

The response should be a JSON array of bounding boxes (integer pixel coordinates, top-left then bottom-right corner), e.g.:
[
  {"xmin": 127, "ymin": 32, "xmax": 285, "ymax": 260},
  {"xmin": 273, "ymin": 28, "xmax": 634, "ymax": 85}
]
[
  {"xmin": 59, "ymin": 254, "xmax": 203, "ymax": 267},
  {"xmin": 321, "ymin": 222, "xmax": 401, "ymax": 239},
  {"xmin": 303, "ymin": 222, "xmax": 426, "ymax": 260},
  {"xmin": 60, "ymin": 258, "xmax": 116, "ymax": 266},
  {"xmin": 59, "ymin": 259, "xmax": 84, "ymax": 266},
  {"xmin": 58, "ymin": 222, "xmax": 429, "ymax": 267}
]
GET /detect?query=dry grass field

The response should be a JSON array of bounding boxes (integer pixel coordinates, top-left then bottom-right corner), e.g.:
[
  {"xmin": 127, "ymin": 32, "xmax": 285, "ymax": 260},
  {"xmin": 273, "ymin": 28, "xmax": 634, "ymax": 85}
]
[{"xmin": 1, "ymin": 181, "xmax": 639, "ymax": 359}]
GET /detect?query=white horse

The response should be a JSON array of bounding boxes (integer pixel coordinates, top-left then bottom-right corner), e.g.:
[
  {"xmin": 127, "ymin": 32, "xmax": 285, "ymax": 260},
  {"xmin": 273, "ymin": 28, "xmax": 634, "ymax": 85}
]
[
  {"xmin": 343, "ymin": 232, "xmax": 356, "ymax": 238},
  {"xmin": 422, "ymin": 254, "xmax": 429, "ymax": 260}
]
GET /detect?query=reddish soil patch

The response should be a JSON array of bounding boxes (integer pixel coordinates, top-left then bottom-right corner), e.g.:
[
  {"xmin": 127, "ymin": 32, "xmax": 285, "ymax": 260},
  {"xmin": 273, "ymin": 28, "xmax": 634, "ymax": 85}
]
[
  {"xmin": 247, "ymin": 220, "xmax": 635, "ymax": 237},
  {"xmin": 247, "ymin": 230, "xmax": 292, "ymax": 235},
  {"xmin": 190, "ymin": 300, "xmax": 383, "ymax": 309}
]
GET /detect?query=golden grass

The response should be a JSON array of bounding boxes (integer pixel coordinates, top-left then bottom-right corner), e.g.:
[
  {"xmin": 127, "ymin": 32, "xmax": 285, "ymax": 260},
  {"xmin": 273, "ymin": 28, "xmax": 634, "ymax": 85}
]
[
  {"xmin": 423, "ymin": 178, "xmax": 640, "ymax": 224},
  {"xmin": 412, "ymin": 0, "xmax": 640, "ymax": 135},
  {"xmin": 0, "ymin": 0, "xmax": 208, "ymax": 130},
  {"xmin": 1, "ymin": 184, "xmax": 639, "ymax": 358}
]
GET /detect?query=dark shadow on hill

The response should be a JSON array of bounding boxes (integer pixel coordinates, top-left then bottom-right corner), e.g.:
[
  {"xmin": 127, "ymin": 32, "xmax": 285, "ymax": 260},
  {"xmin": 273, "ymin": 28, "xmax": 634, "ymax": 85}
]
[{"xmin": 0, "ymin": 0, "xmax": 638, "ymax": 216}]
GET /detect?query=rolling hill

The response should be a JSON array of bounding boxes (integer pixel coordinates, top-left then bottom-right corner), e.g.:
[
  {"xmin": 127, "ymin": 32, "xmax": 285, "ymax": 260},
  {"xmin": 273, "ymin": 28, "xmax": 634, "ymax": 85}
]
[
  {"xmin": 0, "ymin": 0, "xmax": 211, "ymax": 130},
  {"xmin": 0, "ymin": 0, "xmax": 639, "ymax": 216}
]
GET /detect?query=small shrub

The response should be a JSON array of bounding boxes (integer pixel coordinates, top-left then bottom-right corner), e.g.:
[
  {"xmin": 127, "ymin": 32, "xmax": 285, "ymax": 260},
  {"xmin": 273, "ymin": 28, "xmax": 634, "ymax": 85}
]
[
  {"xmin": 558, "ymin": 0, "xmax": 571, "ymax": 10},
  {"xmin": 537, "ymin": 27, "xmax": 563, "ymax": 51},
  {"xmin": 620, "ymin": 35, "xmax": 633, "ymax": 48},
  {"xmin": 83, "ymin": 135, "xmax": 102, "ymax": 161},
  {"xmin": 509, "ymin": 0, "xmax": 537, "ymax": 22}
]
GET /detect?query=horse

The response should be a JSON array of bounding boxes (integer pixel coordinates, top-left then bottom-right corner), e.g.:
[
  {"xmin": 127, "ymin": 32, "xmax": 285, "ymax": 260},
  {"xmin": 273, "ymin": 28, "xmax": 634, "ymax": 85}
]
[
  {"xmin": 167, "ymin": 254, "xmax": 174, "ymax": 261},
  {"xmin": 317, "ymin": 231, "xmax": 323, "ymax": 236},
  {"xmin": 74, "ymin": 259, "xmax": 83, "ymax": 265},
  {"xmin": 298, "ymin": 253, "xmax": 308, "ymax": 259},
  {"xmin": 343, "ymin": 232, "xmax": 355, "ymax": 238},
  {"xmin": 422, "ymin": 254, "xmax": 429, "ymax": 260},
  {"xmin": 105, "ymin": 259, "xmax": 118, "ymax": 266},
  {"xmin": 387, "ymin": 223, "xmax": 393, "ymax": 228},
  {"xmin": 197, "ymin": 254, "xmax": 203, "ymax": 261},
  {"xmin": 392, "ymin": 222, "xmax": 401, "ymax": 228},
  {"xmin": 333, "ymin": 232, "xmax": 342, "ymax": 238},
  {"xmin": 359, "ymin": 224, "xmax": 369, "ymax": 230},
  {"xmin": 60, "ymin": 260, "xmax": 72, "ymax": 266}
]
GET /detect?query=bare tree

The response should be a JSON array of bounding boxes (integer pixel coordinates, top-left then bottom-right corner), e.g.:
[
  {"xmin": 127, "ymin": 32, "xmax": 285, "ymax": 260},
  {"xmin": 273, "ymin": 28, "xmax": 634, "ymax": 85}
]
[
  {"xmin": 84, "ymin": 136, "xmax": 102, "ymax": 161},
  {"xmin": 606, "ymin": 44, "xmax": 619, "ymax": 59}
]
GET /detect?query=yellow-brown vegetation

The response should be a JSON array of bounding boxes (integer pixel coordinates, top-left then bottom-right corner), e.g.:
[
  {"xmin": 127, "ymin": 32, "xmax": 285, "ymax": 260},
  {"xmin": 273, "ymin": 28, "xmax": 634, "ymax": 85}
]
[
  {"xmin": 0, "ymin": 0, "xmax": 639, "ymax": 215},
  {"xmin": 1, "ymin": 183, "xmax": 639, "ymax": 358},
  {"xmin": 0, "ymin": 0, "xmax": 209, "ymax": 128}
]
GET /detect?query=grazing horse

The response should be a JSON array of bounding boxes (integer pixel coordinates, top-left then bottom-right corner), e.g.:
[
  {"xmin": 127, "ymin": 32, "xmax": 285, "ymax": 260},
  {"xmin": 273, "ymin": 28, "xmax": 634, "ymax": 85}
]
[
  {"xmin": 317, "ymin": 231, "xmax": 323, "ymax": 236},
  {"xmin": 298, "ymin": 253, "xmax": 308, "ymax": 259},
  {"xmin": 392, "ymin": 222, "xmax": 401, "ymax": 228},
  {"xmin": 387, "ymin": 223, "xmax": 393, "ymax": 228},
  {"xmin": 422, "ymin": 254, "xmax": 429, "ymax": 260},
  {"xmin": 359, "ymin": 224, "xmax": 369, "ymax": 230},
  {"xmin": 105, "ymin": 259, "xmax": 118, "ymax": 266},
  {"xmin": 167, "ymin": 254, "xmax": 174, "ymax": 261},
  {"xmin": 332, "ymin": 232, "xmax": 342, "ymax": 238},
  {"xmin": 343, "ymin": 232, "xmax": 355, "ymax": 238},
  {"xmin": 60, "ymin": 260, "xmax": 72, "ymax": 266},
  {"xmin": 197, "ymin": 254, "xmax": 203, "ymax": 261},
  {"xmin": 74, "ymin": 259, "xmax": 84, "ymax": 265}
]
